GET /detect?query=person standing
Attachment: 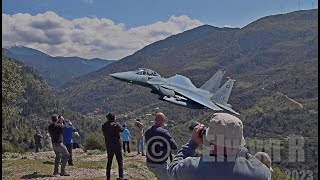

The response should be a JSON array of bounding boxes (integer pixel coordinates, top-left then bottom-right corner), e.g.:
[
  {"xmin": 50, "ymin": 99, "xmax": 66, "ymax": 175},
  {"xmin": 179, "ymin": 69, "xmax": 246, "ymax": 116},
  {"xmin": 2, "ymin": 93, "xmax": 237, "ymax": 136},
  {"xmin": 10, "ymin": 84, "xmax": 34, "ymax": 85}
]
[
  {"xmin": 63, "ymin": 119, "xmax": 76, "ymax": 166},
  {"xmin": 134, "ymin": 118, "xmax": 145, "ymax": 156},
  {"xmin": 102, "ymin": 113, "xmax": 126, "ymax": 180},
  {"xmin": 43, "ymin": 133, "xmax": 52, "ymax": 151},
  {"xmin": 73, "ymin": 131, "xmax": 80, "ymax": 149},
  {"xmin": 122, "ymin": 125, "xmax": 131, "ymax": 154},
  {"xmin": 48, "ymin": 115, "xmax": 70, "ymax": 176},
  {"xmin": 34, "ymin": 130, "xmax": 43, "ymax": 153},
  {"xmin": 145, "ymin": 112, "xmax": 178, "ymax": 180}
]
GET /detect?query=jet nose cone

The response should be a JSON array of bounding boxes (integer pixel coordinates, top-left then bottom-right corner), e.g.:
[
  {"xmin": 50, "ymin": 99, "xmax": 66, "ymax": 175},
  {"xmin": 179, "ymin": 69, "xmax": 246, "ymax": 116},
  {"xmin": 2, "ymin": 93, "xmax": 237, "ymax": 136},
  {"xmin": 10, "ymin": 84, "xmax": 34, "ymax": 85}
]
[
  {"xmin": 110, "ymin": 72, "xmax": 123, "ymax": 79},
  {"xmin": 110, "ymin": 72, "xmax": 132, "ymax": 82}
]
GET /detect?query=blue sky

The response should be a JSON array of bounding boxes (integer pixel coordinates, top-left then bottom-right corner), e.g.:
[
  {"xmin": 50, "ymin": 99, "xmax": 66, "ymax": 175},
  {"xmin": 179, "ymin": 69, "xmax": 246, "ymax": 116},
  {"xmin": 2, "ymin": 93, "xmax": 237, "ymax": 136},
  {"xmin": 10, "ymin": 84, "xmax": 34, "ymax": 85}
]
[
  {"xmin": 3, "ymin": 0, "xmax": 317, "ymax": 27},
  {"xmin": 2, "ymin": 0, "xmax": 318, "ymax": 59}
]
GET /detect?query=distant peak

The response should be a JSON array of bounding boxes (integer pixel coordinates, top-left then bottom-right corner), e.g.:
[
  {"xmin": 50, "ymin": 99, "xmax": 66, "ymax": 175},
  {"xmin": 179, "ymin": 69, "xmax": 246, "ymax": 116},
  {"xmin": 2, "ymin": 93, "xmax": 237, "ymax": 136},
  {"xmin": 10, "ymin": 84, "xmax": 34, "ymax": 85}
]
[{"xmin": 5, "ymin": 45, "xmax": 49, "ymax": 57}]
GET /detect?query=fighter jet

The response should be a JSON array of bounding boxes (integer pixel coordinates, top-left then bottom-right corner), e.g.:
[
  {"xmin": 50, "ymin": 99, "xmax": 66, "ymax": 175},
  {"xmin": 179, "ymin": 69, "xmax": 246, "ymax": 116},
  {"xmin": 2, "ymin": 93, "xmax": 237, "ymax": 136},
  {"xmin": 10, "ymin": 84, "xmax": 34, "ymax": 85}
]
[{"xmin": 110, "ymin": 68, "xmax": 239, "ymax": 115}]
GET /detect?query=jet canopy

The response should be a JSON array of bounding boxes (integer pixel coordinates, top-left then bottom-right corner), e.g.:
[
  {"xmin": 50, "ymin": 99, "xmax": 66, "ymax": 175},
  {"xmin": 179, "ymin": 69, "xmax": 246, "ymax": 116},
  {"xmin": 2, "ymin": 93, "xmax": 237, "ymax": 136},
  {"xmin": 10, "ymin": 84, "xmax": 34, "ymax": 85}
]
[{"xmin": 135, "ymin": 68, "xmax": 160, "ymax": 77}]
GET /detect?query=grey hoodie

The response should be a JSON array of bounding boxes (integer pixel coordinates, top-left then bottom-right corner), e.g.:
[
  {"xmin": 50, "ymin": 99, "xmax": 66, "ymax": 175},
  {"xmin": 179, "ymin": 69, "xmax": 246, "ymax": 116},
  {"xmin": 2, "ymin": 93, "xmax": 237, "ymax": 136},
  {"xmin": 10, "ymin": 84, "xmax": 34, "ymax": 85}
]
[{"xmin": 168, "ymin": 140, "xmax": 271, "ymax": 180}]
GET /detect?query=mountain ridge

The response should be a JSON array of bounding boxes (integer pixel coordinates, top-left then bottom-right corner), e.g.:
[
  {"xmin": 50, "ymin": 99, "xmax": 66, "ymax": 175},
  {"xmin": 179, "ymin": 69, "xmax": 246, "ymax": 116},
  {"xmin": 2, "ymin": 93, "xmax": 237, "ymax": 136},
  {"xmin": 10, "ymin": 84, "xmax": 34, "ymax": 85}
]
[{"xmin": 3, "ymin": 46, "xmax": 115, "ymax": 88}]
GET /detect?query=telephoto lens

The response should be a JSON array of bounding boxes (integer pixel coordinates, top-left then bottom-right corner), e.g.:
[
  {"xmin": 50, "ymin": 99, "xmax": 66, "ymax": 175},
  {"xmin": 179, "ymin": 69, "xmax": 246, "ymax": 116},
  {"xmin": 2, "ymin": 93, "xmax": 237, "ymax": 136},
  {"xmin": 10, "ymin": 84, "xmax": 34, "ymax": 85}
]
[{"xmin": 189, "ymin": 121, "xmax": 206, "ymax": 138}]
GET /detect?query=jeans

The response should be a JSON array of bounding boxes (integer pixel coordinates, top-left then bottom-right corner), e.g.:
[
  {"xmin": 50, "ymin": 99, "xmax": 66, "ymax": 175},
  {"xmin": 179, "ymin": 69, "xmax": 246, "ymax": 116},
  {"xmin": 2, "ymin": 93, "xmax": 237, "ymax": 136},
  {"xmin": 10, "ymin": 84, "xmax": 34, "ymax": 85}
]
[
  {"xmin": 52, "ymin": 143, "xmax": 69, "ymax": 173},
  {"xmin": 64, "ymin": 143, "xmax": 73, "ymax": 165},
  {"xmin": 137, "ymin": 137, "xmax": 144, "ymax": 154},
  {"xmin": 73, "ymin": 142, "xmax": 80, "ymax": 149},
  {"xmin": 147, "ymin": 162, "xmax": 170, "ymax": 180},
  {"xmin": 35, "ymin": 143, "xmax": 42, "ymax": 152},
  {"xmin": 123, "ymin": 141, "xmax": 130, "ymax": 153},
  {"xmin": 107, "ymin": 149, "xmax": 123, "ymax": 180}
]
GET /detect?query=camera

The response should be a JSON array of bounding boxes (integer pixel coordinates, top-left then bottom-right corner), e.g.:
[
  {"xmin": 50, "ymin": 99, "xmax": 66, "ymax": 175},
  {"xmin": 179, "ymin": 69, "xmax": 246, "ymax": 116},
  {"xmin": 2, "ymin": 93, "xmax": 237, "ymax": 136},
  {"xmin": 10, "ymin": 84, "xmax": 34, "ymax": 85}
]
[{"xmin": 188, "ymin": 121, "xmax": 207, "ymax": 138}]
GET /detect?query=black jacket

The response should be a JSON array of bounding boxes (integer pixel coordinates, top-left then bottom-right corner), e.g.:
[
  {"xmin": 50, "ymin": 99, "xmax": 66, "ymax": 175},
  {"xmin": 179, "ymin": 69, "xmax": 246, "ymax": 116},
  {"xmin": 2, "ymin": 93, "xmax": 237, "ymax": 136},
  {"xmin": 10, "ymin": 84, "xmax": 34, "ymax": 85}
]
[
  {"xmin": 48, "ymin": 122, "xmax": 64, "ymax": 143},
  {"xmin": 145, "ymin": 125, "xmax": 178, "ymax": 164},
  {"xmin": 102, "ymin": 121, "xmax": 124, "ymax": 151}
]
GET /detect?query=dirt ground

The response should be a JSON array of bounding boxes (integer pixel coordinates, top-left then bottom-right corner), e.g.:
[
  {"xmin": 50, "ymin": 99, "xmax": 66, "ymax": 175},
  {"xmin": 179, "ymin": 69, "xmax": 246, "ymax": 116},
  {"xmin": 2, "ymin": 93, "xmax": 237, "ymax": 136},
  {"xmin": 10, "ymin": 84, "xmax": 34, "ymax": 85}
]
[{"xmin": 2, "ymin": 149, "xmax": 157, "ymax": 180}]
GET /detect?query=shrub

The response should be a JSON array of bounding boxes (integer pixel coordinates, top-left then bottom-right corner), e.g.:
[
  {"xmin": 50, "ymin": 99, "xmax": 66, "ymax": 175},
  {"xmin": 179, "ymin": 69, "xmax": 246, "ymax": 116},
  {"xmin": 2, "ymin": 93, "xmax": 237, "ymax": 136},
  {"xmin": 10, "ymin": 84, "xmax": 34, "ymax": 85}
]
[
  {"xmin": 272, "ymin": 166, "xmax": 288, "ymax": 179},
  {"xmin": 2, "ymin": 142, "xmax": 14, "ymax": 153},
  {"xmin": 10, "ymin": 153, "xmax": 21, "ymax": 158},
  {"xmin": 84, "ymin": 133, "xmax": 106, "ymax": 151},
  {"xmin": 87, "ymin": 149, "xmax": 104, "ymax": 155}
]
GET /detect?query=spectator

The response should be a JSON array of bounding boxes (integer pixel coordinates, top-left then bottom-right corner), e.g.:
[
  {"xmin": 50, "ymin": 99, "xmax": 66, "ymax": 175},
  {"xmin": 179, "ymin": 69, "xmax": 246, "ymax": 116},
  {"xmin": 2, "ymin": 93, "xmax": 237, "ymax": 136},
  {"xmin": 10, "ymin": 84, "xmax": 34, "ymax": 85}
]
[
  {"xmin": 134, "ymin": 118, "xmax": 145, "ymax": 156},
  {"xmin": 145, "ymin": 112, "xmax": 178, "ymax": 180},
  {"xmin": 34, "ymin": 130, "xmax": 43, "ymax": 153},
  {"xmin": 48, "ymin": 115, "xmax": 70, "ymax": 176},
  {"xmin": 73, "ymin": 131, "xmax": 80, "ymax": 149},
  {"xmin": 63, "ymin": 119, "xmax": 76, "ymax": 166},
  {"xmin": 43, "ymin": 133, "xmax": 52, "ymax": 151},
  {"xmin": 102, "ymin": 113, "xmax": 126, "ymax": 180},
  {"xmin": 168, "ymin": 113, "xmax": 271, "ymax": 180},
  {"xmin": 122, "ymin": 125, "xmax": 131, "ymax": 154},
  {"xmin": 255, "ymin": 152, "xmax": 273, "ymax": 180}
]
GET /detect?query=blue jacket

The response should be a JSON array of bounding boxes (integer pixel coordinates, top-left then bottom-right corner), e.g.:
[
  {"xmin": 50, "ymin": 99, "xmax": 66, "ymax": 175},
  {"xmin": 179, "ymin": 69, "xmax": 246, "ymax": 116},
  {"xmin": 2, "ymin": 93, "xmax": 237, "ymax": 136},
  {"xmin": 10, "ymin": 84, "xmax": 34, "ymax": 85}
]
[
  {"xmin": 63, "ymin": 125, "xmax": 75, "ymax": 145},
  {"xmin": 122, "ymin": 127, "xmax": 130, "ymax": 141}
]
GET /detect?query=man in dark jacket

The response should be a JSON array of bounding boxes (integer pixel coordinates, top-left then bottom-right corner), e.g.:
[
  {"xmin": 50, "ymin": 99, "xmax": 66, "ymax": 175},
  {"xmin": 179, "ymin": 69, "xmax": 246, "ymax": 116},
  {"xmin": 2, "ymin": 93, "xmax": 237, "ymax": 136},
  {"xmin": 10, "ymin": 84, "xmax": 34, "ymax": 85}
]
[
  {"xmin": 48, "ymin": 115, "xmax": 70, "ymax": 176},
  {"xmin": 102, "ymin": 113, "xmax": 125, "ymax": 180},
  {"xmin": 145, "ymin": 112, "xmax": 178, "ymax": 180}
]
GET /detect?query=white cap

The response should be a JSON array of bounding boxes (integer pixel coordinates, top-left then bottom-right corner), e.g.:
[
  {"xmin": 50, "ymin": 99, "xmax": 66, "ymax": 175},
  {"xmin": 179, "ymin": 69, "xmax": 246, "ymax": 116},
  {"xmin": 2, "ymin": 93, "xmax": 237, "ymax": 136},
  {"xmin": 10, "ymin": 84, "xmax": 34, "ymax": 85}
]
[
  {"xmin": 205, "ymin": 113, "xmax": 245, "ymax": 148},
  {"xmin": 255, "ymin": 152, "xmax": 273, "ymax": 172}
]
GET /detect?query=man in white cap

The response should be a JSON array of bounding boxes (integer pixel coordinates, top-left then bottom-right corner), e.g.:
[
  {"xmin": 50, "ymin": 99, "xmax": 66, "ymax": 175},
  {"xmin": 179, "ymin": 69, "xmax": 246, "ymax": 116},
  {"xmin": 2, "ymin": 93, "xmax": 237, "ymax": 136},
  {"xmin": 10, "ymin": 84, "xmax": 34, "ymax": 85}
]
[
  {"xmin": 168, "ymin": 113, "xmax": 271, "ymax": 180},
  {"xmin": 73, "ymin": 131, "xmax": 80, "ymax": 149},
  {"xmin": 255, "ymin": 152, "xmax": 273, "ymax": 180}
]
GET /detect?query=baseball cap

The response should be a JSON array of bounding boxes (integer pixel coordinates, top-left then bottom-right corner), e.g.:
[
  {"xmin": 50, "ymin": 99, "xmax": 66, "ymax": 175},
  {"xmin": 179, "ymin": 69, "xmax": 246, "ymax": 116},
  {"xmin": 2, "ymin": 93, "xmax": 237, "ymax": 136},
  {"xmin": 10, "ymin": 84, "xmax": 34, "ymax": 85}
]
[
  {"xmin": 205, "ymin": 113, "xmax": 246, "ymax": 148},
  {"xmin": 254, "ymin": 152, "xmax": 273, "ymax": 172}
]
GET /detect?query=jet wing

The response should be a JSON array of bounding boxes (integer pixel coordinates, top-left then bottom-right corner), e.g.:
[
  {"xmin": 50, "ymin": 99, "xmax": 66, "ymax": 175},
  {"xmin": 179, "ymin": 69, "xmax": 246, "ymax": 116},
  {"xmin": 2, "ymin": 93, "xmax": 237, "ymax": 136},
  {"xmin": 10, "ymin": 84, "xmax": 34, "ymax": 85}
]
[
  {"xmin": 167, "ymin": 75, "xmax": 196, "ymax": 88},
  {"xmin": 160, "ymin": 85, "xmax": 223, "ymax": 111},
  {"xmin": 215, "ymin": 103, "xmax": 240, "ymax": 115}
]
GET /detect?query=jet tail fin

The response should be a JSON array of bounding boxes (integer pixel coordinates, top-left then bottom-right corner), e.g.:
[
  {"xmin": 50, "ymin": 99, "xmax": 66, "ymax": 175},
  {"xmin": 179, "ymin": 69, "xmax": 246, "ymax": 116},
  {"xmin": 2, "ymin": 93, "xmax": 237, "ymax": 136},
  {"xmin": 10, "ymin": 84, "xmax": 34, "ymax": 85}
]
[
  {"xmin": 200, "ymin": 69, "xmax": 225, "ymax": 93},
  {"xmin": 211, "ymin": 79, "xmax": 235, "ymax": 105}
]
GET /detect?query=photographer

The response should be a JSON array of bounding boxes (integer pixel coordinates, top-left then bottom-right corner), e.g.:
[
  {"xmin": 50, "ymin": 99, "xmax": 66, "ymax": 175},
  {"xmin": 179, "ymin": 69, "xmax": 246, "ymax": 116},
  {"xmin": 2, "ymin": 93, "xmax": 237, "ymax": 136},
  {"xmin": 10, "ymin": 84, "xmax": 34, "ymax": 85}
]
[
  {"xmin": 102, "ymin": 113, "xmax": 125, "ymax": 180},
  {"xmin": 168, "ymin": 113, "xmax": 271, "ymax": 180},
  {"xmin": 48, "ymin": 115, "xmax": 70, "ymax": 176},
  {"xmin": 62, "ymin": 119, "xmax": 76, "ymax": 166},
  {"xmin": 134, "ymin": 118, "xmax": 145, "ymax": 156}
]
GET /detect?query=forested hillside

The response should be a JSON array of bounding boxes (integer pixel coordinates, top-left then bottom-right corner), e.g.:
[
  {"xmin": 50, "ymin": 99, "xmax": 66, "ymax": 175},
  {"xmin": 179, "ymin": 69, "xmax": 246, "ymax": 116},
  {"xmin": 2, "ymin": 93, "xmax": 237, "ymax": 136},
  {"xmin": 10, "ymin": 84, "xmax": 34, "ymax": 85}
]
[{"xmin": 2, "ymin": 50, "xmax": 105, "ymax": 153}]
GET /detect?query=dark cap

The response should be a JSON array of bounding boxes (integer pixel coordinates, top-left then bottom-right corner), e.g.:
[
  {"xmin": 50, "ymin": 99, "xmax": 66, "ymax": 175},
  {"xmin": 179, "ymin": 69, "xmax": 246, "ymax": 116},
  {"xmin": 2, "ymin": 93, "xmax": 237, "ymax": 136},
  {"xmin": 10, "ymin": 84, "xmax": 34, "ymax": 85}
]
[
  {"xmin": 106, "ymin": 113, "xmax": 116, "ymax": 121},
  {"xmin": 136, "ymin": 118, "xmax": 141, "ymax": 122}
]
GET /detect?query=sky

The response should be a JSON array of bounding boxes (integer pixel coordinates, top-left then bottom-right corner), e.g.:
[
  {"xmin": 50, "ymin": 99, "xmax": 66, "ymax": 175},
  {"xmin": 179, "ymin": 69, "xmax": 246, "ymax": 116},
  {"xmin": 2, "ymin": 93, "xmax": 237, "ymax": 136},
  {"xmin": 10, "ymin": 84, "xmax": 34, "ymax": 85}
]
[{"xmin": 2, "ymin": 0, "xmax": 318, "ymax": 60}]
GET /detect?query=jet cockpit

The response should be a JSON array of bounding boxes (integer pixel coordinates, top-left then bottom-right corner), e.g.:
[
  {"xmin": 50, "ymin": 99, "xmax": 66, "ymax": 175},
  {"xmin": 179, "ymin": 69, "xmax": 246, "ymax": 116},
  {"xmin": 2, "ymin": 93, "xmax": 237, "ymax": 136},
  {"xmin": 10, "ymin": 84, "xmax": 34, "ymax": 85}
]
[{"xmin": 135, "ymin": 68, "xmax": 160, "ymax": 77}]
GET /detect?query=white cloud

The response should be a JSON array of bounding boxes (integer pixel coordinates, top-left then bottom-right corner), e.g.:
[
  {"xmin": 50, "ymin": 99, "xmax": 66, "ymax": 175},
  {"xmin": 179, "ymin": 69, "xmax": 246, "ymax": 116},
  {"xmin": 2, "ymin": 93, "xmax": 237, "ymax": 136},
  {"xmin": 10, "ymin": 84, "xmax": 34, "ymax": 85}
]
[{"xmin": 2, "ymin": 11, "xmax": 203, "ymax": 59}]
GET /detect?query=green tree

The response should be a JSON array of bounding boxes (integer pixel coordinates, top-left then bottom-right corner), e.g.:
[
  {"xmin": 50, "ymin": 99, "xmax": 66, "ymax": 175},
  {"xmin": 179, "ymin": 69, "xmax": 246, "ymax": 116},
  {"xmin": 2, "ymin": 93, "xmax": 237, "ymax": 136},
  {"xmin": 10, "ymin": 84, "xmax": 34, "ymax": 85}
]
[{"xmin": 2, "ymin": 53, "xmax": 25, "ymax": 129}]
